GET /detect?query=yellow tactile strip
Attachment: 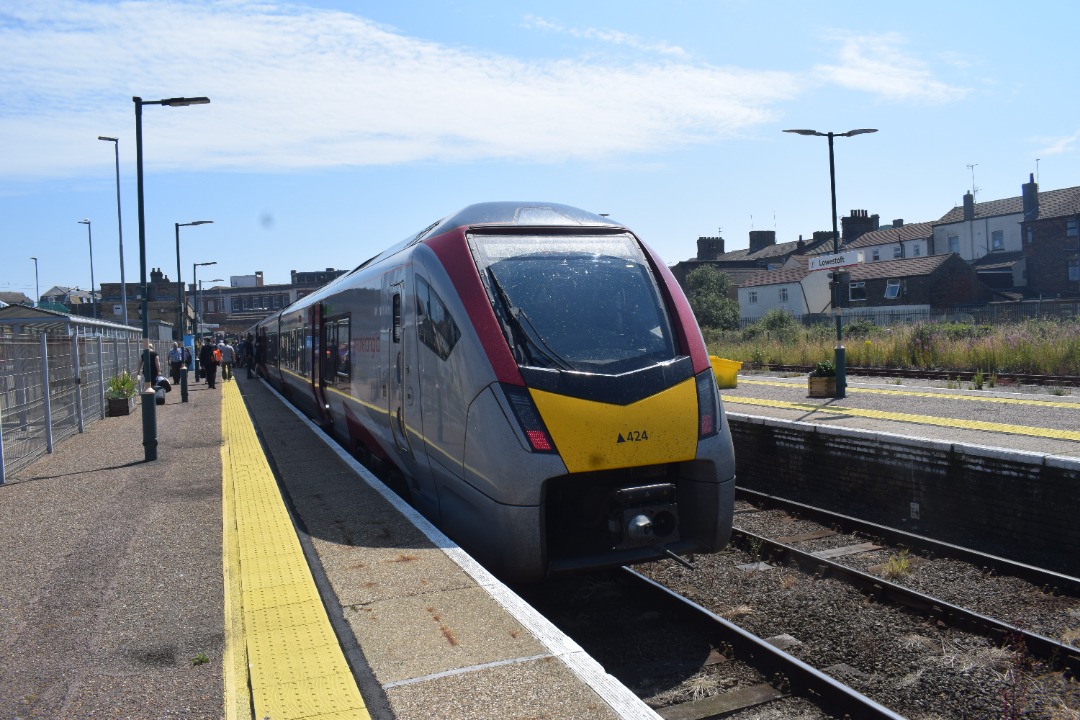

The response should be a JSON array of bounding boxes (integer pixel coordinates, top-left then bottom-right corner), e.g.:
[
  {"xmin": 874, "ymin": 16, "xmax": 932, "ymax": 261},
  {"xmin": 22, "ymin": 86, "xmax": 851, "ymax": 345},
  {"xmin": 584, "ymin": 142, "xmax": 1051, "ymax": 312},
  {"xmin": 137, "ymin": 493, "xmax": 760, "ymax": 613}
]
[
  {"xmin": 221, "ymin": 381, "xmax": 368, "ymax": 720},
  {"xmin": 741, "ymin": 378, "xmax": 1080, "ymax": 409},
  {"xmin": 724, "ymin": 395, "xmax": 1080, "ymax": 442}
]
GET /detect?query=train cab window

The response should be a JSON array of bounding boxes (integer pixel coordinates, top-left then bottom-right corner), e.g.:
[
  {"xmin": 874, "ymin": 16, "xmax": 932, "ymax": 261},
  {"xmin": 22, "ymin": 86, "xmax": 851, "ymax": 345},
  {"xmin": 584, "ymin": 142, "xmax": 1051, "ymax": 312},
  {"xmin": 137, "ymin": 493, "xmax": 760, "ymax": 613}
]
[
  {"xmin": 416, "ymin": 277, "xmax": 461, "ymax": 361},
  {"xmin": 471, "ymin": 233, "xmax": 677, "ymax": 374}
]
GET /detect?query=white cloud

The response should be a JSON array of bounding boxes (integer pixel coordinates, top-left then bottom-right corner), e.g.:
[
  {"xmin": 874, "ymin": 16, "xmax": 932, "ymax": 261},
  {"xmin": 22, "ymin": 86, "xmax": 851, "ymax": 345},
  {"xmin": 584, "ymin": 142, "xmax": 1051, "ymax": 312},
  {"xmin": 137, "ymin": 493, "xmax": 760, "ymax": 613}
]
[
  {"xmin": 814, "ymin": 33, "xmax": 966, "ymax": 104},
  {"xmin": 0, "ymin": 1, "xmax": 799, "ymax": 180},
  {"xmin": 1033, "ymin": 129, "xmax": 1080, "ymax": 157},
  {"xmin": 523, "ymin": 15, "xmax": 691, "ymax": 59}
]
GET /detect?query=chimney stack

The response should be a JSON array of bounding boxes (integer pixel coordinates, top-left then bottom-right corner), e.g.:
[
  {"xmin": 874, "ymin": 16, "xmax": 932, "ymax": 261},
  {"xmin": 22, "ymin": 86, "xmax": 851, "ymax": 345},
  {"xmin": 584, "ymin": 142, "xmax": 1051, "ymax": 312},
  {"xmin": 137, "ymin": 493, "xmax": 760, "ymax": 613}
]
[
  {"xmin": 963, "ymin": 192, "xmax": 975, "ymax": 221},
  {"xmin": 748, "ymin": 230, "xmax": 775, "ymax": 254},
  {"xmin": 841, "ymin": 209, "xmax": 879, "ymax": 243},
  {"xmin": 1022, "ymin": 173, "xmax": 1039, "ymax": 221},
  {"xmin": 696, "ymin": 236, "xmax": 725, "ymax": 260}
]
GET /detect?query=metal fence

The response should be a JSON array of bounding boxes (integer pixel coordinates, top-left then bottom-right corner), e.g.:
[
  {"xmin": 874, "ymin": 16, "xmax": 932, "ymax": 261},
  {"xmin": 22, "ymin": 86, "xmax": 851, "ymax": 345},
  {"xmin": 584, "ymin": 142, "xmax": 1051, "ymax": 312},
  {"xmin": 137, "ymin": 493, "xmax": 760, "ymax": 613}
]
[{"xmin": 1, "ymin": 330, "xmax": 139, "ymax": 483}]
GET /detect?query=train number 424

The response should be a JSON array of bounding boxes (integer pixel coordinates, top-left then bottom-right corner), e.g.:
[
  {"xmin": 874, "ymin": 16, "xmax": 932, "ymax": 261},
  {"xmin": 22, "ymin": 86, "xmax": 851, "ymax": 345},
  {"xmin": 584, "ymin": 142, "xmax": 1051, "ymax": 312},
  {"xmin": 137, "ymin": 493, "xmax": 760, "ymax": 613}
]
[{"xmin": 617, "ymin": 430, "xmax": 649, "ymax": 443}]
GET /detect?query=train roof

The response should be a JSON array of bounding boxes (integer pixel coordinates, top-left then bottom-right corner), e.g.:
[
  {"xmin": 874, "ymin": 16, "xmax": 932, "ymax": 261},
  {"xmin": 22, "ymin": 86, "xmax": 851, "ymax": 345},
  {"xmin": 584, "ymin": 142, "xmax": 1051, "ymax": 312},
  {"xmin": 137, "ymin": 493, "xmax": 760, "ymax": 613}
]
[
  {"xmin": 257, "ymin": 203, "xmax": 631, "ymax": 322},
  {"xmin": 351, "ymin": 202, "xmax": 626, "ymax": 274},
  {"xmin": 432, "ymin": 202, "xmax": 623, "ymax": 235}
]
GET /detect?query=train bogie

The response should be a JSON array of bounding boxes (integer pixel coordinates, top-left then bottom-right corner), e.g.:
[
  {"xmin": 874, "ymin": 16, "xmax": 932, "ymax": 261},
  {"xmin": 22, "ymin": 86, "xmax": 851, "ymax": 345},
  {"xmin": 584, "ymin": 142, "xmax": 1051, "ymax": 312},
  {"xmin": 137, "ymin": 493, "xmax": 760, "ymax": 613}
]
[{"xmin": 256, "ymin": 202, "xmax": 736, "ymax": 583}]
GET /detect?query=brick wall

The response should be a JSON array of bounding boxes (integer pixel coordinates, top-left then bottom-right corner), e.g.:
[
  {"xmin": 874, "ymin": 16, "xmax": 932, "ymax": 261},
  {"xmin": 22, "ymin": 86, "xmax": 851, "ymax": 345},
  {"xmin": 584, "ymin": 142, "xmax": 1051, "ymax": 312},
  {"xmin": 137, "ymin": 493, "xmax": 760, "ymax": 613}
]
[
  {"xmin": 1023, "ymin": 217, "xmax": 1080, "ymax": 297},
  {"xmin": 728, "ymin": 414, "xmax": 1080, "ymax": 576}
]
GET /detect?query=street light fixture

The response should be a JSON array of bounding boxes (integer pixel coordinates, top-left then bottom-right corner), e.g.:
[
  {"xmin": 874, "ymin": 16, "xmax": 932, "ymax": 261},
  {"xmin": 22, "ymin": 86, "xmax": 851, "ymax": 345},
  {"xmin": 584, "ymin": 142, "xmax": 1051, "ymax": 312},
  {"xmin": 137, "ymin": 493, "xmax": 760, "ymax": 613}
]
[
  {"xmin": 133, "ymin": 94, "xmax": 210, "ymax": 462},
  {"xmin": 98, "ymin": 136, "xmax": 128, "ymax": 327},
  {"xmin": 175, "ymin": 220, "xmax": 213, "ymax": 340},
  {"xmin": 30, "ymin": 257, "xmax": 39, "ymax": 307},
  {"xmin": 783, "ymin": 127, "xmax": 878, "ymax": 399},
  {"xmin": 77, "ymin": 218, "xmax": 97, "ymax": 319}
]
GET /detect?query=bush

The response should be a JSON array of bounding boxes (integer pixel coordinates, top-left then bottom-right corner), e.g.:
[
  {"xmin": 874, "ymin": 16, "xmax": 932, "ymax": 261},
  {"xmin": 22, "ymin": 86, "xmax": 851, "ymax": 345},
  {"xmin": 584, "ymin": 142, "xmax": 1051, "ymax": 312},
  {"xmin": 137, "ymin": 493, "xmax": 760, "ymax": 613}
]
[{"xmin": 105, "ymin": 370, "xmax": 138, "ymax": 399}]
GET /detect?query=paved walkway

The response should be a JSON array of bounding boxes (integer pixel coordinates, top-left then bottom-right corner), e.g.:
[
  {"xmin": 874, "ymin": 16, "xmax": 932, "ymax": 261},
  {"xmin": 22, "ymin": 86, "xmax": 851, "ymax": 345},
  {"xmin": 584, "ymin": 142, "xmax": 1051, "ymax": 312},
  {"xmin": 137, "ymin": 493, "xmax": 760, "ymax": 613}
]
[{"xmin": 0, "ymin": 378, "xmax": 224, "ymax": 718}]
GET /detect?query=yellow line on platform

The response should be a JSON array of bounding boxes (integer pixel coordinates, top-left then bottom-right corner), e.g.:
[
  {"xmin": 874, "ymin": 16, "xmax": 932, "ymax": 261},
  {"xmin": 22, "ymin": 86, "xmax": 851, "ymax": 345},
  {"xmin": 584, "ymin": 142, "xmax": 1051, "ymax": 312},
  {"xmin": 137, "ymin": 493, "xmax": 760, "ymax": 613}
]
[
  {"xmin": 220, "ymin": 381, "xmax": 368, "ymax": 720},
  {"xmin": 724, "ymin": 395, "xmax": 1080, "ymax": 442},
  {"xmin": 739, "ymin": 379, "xmax": 1080, "ymax": 409}
]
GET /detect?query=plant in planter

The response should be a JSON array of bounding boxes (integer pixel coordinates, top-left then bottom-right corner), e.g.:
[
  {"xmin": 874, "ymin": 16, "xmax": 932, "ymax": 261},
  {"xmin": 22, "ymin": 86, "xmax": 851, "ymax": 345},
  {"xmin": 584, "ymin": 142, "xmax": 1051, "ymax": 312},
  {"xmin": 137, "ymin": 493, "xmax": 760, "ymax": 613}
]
[
  {"xmin": 106, "ymin": 370, "xmax": 139, "ymax": 416},
  {"xmin": 808, "ymin": 360, "xmax": 837, "ymax": 397}
]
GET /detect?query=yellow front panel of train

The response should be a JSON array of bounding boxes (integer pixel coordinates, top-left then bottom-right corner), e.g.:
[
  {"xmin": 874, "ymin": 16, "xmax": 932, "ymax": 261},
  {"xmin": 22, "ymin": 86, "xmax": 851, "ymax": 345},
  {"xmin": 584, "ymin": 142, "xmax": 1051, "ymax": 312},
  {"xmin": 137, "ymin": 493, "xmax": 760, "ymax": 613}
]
[{"xmin": 529, "ymin": 379, "xmax": 698, "ymax": 473}]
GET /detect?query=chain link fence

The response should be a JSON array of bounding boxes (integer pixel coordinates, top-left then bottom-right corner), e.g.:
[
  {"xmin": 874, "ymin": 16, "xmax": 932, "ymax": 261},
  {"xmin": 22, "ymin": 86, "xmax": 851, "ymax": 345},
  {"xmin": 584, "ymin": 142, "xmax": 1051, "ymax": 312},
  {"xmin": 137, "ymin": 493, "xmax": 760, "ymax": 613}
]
[{"xmin": 1, "ymin": 321, "xmax": 140, "ymax": 482}]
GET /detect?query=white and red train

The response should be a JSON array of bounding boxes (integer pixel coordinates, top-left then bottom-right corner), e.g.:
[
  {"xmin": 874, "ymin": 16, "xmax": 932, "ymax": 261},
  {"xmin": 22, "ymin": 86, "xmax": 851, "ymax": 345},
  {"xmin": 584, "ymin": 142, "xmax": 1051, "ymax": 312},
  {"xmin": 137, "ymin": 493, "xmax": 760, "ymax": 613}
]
[{"xmin": 255, "ymin": 202, "xmax": 735, "ymax": 583}]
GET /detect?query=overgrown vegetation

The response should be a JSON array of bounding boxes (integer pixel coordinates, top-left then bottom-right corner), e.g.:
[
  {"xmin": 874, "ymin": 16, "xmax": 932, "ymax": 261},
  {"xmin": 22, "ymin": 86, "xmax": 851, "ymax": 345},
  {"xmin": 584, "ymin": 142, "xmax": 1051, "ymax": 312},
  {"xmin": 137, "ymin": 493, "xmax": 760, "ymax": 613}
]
[
  {"xmin": 105, "ymin": 370, "xmax": 138, "ymax": 399},
  {"xmin": 685, "ymin": 266, "xmax": 741, "ymax": 331},
  {"xmin": 881, "ymin": 550, "xmax": 913, "ymax": 579},
  {"xmin": 703, "ymin": 313, "xmax": 1080, "ymax": 377}
]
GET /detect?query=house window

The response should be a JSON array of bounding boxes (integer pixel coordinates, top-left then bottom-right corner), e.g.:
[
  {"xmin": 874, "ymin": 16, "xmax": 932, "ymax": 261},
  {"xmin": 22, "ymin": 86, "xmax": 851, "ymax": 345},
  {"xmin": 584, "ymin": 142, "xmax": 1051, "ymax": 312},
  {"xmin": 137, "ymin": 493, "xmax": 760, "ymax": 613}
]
[
  {"xmin": 748, "ymin": 290, "xmax": 758, "ymax": 304},
  {"xmin": 1069, "ymin": 257, "xmax": 1079, "ymax": 283},
  {"xmin": 872, "ymin": 249, "xmax": 880, "ymax": 261},
  {"xmin": 884, "ymin": 279, "xmax": 901, "ymax": 299},
  {"xmin": 1068, "ymin": 219, "xmax": 1079, "ymax": 237},
  {"xmin": 948, "ymin": 235, "xmax": 960, "ymax": 254},
  {"xmin": 913, "ymin": 244, "xmax": 921, "ymax": 257},
  {"xmin": 778, "ymin": 288, "xmax": 788, "ymax": 303},
  {"xmin": 893, "ymin": 245, "xmax": 902, "ymax": 258},
  {"xmin": 849, "ymin": 282, "xmax": 867, "ymax": 302},
  {"xmin": 991, "ymin": 230, "xmax": 1004, "ymax": 251}
]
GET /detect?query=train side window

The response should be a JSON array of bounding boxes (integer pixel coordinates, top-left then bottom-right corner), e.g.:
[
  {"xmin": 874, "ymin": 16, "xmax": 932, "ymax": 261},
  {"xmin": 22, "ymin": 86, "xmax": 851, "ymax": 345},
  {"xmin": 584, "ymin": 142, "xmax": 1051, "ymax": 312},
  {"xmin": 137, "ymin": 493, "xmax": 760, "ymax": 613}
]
[
  {"xmin": 333, "ymin": 317, "xmax": 351, "ymax": 381},
  {"xmin": 392, "ymin": 293, "xmax": 401, "ymax": 343},
  {"xmin": 416, "ymin": 277, "xmax": 461, "ymax": 361}
]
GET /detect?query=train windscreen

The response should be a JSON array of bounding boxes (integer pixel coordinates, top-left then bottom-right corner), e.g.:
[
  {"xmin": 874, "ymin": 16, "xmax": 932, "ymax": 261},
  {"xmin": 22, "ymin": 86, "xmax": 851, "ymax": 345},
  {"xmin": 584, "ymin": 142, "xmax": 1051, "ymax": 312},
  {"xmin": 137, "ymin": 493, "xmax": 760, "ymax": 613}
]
[{"xmin": 471, "ymin": 233, "xmax": 678, "ymax": 374}]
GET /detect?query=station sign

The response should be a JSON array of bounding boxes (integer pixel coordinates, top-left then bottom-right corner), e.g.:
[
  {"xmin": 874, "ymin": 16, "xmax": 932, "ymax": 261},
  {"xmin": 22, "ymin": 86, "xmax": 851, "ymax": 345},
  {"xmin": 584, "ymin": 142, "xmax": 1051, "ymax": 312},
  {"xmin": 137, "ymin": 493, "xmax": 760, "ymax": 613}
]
[{"xmin": 808, "ymin": 251, "xmax": 863, "ymax": 272}]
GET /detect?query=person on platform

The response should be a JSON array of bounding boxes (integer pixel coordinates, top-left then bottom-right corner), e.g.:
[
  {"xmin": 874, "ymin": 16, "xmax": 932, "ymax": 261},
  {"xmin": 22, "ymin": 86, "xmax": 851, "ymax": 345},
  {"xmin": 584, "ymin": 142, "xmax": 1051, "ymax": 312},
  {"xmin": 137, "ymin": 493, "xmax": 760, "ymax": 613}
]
[
  {"xmin": 219, "ymin": 339, "xmax": 236, "ymax": 382},
  {"xmin": 167, "ymin": 342, "xmax": 184, "ymax": 385},
  {"xmin": 245, "ymin": 333, "xmax": 257, "ymax": 379},
  {"xmin": 199, "ymin": 339, "xmax": 218, "ymax": 389}
]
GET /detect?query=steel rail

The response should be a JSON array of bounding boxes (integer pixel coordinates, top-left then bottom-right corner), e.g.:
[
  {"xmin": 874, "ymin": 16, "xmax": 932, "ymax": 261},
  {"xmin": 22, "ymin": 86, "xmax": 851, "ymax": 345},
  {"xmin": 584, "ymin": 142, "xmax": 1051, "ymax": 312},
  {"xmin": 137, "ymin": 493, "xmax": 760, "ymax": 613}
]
[
  {"xmin": 620, "ymin": 566, "xmax": 910, "ymax": 720},
  {"xmin": 730, "ymin": 527, "xmax": 1080, "ymax": 677},
  {"xmin": 735, "ymin": 487, "xmax": 1080, "ymax": 597}
]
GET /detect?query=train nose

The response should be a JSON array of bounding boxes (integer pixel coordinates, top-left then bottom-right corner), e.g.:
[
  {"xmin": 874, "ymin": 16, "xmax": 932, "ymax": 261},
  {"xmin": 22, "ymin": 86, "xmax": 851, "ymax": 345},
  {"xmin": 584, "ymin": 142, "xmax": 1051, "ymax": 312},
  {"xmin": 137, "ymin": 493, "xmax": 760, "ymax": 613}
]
[{"xmin": 610, "ymin": 483, "xmax": 680, "ymax": 549}]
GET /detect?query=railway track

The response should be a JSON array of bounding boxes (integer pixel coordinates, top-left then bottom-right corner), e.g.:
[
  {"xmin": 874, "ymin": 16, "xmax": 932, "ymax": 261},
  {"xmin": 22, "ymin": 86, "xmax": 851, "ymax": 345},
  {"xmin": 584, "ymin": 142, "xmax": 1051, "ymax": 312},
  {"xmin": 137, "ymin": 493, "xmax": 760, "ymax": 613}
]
[
  {"xmin": 628, "ymin": 510, "xmax": 1080, "ymax": 718},
  {"xmin": 763, "ymin": 364, "xmax": 1080, "ymax": 387},
  {"xmin": 621, "ymin": 568, "xmax": 906, "ymax": 719},
  {"xmin": 520, "ymin": 485, "xmax": 1080, "ymax": 717}
]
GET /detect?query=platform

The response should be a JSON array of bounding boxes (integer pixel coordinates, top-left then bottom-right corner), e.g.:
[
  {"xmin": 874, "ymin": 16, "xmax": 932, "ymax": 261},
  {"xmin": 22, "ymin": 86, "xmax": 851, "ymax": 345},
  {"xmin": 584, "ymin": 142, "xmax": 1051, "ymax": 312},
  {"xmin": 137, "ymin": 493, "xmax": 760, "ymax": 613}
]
[{"xmin": 0, "ymin": 372, "xmax": 657, "ymax": 720}]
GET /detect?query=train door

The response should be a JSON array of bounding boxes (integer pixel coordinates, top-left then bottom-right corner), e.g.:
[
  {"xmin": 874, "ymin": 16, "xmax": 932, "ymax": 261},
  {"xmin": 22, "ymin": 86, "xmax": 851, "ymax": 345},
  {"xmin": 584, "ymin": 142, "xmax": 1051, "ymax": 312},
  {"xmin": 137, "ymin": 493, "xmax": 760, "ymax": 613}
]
[
  {"xmin": 388, "ymin": 282, "xmax": 411, "ymax": 456},
  {"xmin": 387, "ymin": 278, "xmax": 439, "ymax": 518},
  {"xmin": 309, "ymin": 304, "xmax": 331, "ymax": 425}
]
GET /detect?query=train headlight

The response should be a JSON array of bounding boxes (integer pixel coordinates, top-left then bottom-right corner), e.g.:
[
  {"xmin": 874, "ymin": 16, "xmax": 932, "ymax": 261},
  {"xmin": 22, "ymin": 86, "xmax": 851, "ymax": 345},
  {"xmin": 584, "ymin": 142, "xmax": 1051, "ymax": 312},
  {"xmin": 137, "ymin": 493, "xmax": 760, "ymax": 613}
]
[
  {"xmin": 696, "ymin": 370, "xmax": 719, "ymax": 439},
  {"xmin": 501, "ymin": 384, "xmax": 557, "ymax": 453}
]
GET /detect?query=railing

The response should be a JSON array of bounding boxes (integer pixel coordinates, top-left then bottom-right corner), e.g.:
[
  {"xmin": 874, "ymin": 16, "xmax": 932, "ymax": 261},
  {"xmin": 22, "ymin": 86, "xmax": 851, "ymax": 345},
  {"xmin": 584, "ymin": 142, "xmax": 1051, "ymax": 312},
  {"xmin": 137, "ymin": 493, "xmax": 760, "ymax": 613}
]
[{"xmin": 0, "ymin": 331, "xmax": 139, "ymax": 482}]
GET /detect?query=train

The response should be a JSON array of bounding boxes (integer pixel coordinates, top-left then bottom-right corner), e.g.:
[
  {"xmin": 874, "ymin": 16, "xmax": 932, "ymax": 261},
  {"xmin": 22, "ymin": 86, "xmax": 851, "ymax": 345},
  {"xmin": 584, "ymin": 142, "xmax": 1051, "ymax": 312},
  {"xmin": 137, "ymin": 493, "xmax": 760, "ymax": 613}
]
[{"xmin": 254, "ymin": 202, "xmax": 736, "ymax": 583}]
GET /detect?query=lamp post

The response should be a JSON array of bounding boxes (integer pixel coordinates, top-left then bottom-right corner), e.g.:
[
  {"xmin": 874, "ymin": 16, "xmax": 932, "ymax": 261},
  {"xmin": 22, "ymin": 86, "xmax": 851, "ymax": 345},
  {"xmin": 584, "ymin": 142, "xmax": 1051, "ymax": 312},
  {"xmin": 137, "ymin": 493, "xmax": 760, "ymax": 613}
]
[
  {"xmin": 77, "ymin": 219, "xmax": 97, "ymax": 319},
  {"xmin": 98, "ymin": 136, "xmax": 128, "ymax": 326},
  {"xmin": 30, "ymin": 257, "xmax": 39, "ymax": 307},
  {"xmin": 783, "ymin": 127, "xmax": 878, "ymax": 399},
  {"xmin": 192, "ymin": 261, "xmax": 217, "ymax": 380},
  {"xmin": 133, "ymin": 94, "xmax": 210, "ymax": 462},
  {"xmin": 175, "ymin": 221, "xmax": 213, "ymax": 340}
]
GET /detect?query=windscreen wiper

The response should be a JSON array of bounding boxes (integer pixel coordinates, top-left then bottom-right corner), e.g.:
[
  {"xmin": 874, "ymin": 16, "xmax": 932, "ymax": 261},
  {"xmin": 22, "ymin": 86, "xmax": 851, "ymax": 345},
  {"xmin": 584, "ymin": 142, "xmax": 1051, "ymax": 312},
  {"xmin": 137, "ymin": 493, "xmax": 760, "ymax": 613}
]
[{"xmin": 486, "ymin": 269, "xmax": 571, "ymax": 370}]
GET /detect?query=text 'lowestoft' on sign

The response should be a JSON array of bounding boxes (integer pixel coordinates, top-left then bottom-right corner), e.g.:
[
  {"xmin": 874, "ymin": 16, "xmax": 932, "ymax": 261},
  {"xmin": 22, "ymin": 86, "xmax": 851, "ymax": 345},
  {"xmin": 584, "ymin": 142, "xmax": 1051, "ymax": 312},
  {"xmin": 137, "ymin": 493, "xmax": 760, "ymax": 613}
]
[{"xmin": 808, "ymin": 251, "xmax": 863, "ymax": 271}]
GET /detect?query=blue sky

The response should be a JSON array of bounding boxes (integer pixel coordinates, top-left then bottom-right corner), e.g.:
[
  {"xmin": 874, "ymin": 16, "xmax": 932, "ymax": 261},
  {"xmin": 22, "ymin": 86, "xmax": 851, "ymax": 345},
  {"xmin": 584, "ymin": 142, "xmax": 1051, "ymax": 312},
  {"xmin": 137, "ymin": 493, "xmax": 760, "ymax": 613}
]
[{"xmin": 2, "ymin": 0, "xmax": 1078, "ymax": 305}]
